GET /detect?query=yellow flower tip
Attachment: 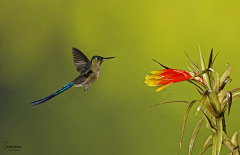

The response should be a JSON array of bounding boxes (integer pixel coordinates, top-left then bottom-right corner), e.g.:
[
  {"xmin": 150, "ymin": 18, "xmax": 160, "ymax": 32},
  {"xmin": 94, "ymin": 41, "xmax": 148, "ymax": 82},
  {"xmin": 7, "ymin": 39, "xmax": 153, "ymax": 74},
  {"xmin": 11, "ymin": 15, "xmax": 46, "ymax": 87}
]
[
  {"xmin": 145, "ymin": 75, "xmax": 162, "ymax": 80},
  {"xmin": 150, "ymin": 70, "xmax": 164, "ymax": 74},
  {"xmin": 145, "ymin": 78, "xmax": 163, "ymax": 87},
  {"xmin": 155, "ymin": 82, "xmax": 173, "ymax": 92},
  {"xmin": 146, "ymin": 81, "xmax": 158, "ymax": 87}
]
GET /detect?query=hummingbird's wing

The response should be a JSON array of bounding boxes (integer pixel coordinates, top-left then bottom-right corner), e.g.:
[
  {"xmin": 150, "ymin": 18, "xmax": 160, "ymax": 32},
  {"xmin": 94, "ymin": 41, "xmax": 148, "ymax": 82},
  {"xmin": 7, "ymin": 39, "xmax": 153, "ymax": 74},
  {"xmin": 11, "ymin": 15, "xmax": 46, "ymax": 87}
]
[
  {"xmin": 73, "ymin": 70, "xmax": 92, "ymax": 85},
  {"xmin": 72, "ymin": 47, "xmax": 91, "ymax": 73}
]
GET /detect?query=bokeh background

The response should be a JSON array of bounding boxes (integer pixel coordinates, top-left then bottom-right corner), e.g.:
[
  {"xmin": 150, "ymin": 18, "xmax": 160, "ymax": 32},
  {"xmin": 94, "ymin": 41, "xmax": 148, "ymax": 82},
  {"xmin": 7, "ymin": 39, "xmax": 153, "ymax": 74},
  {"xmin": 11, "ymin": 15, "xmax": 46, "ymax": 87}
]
[{"xmin": 1, "ymin": 0, "xmax": 240, "ymax": 154}]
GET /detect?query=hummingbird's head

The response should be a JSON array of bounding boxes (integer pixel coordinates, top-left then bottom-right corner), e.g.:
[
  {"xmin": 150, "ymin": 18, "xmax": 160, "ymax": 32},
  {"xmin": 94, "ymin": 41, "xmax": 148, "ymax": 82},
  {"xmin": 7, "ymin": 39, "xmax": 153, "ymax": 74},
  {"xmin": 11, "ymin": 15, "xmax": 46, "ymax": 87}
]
[{"xmin": 91, "ymin": 56, "xmax": 115, "ymax": 66}]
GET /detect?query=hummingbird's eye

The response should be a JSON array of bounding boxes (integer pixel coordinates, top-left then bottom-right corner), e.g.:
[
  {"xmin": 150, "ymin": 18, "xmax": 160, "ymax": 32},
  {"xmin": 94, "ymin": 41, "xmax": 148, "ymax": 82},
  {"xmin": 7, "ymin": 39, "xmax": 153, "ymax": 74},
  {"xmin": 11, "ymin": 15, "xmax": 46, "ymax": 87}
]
[{"xmin": 96, "ymin": 57, "xmax": 101, "ymax": 60}]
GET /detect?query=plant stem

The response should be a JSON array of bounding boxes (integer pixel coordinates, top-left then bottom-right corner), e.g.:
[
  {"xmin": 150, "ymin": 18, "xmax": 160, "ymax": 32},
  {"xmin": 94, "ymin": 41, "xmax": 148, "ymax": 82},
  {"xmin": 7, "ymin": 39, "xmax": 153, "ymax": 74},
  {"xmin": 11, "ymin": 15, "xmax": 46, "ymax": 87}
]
[{"xmin": 212, "ymin": 116, "xmax": 240, "ymax": 154}]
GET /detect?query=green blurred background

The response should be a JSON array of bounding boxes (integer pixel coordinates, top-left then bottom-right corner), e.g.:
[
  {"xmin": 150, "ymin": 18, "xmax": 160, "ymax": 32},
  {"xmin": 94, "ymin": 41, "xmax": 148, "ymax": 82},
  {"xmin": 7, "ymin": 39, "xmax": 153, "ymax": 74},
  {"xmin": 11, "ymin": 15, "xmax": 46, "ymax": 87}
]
[{"xmin": 1, "ymin": 0, "xmax": 240, "ymax": 154}]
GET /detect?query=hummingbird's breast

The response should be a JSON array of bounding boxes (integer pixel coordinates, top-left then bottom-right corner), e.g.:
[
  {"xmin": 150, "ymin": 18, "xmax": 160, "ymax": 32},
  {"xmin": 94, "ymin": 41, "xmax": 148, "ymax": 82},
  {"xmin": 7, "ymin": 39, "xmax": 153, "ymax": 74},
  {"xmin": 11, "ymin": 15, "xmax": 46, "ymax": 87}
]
[{"xmin": 87, "ymin": 69, "xmax": 100, "ymax": 83}]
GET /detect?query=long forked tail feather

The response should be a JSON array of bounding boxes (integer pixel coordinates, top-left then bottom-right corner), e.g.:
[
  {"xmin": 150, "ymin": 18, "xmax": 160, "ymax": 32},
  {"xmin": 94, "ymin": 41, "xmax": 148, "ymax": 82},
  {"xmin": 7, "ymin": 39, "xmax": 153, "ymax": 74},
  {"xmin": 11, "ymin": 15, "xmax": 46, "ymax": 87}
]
[{"xmin": 30, "ymin": 82, "xmax": 74, "ymax": 108}]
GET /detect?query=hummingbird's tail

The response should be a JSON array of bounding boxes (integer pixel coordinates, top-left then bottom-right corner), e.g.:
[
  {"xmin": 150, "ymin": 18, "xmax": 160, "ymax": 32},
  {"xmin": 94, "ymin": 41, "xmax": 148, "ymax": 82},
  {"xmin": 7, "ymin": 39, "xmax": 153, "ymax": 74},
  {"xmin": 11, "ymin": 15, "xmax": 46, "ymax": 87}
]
[{"xmin": 30, "ymin": 82, "xmax": 74, "ymax": 108}]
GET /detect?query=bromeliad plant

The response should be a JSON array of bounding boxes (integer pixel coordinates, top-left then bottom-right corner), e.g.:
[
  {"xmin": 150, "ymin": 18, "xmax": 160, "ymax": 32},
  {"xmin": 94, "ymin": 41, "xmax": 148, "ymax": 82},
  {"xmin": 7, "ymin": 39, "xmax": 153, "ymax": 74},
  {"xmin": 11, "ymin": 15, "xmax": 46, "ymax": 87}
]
[{"xmin": 145, "ymin": 46, "xmax": 240, "ymax": 155}]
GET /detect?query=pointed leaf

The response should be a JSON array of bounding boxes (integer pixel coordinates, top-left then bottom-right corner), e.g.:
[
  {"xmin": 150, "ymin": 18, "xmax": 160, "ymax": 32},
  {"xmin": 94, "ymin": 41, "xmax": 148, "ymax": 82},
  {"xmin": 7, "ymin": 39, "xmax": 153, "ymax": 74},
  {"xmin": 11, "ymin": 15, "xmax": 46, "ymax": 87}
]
[
  {"xmin": 186, "ymin": 64, "xmax": 194, "ymax": 72},
  {"xmin": 191, "ymin": 68, "xmax": 214, "ymax": 79},
  {"xmin": 231, "ymin": 130, "xmax": 240, "ymax": 147},
  {"xmin": 200, "ymin": 144, "xmax": 213, "ymax": 155},
  {"xmin": 231, "ymin": 91, "xmax": 240, "ymax": 99},
  {"xmin": 223, "ymin": 97, "xmax": 240, "ymax": 113},
  {"xmin": 183, "ymin": 50, "xmax": 199, "ymax": 72},
  {"xmin": 230, "ymin": 88, "xmax": 240, "ymax": 93},
  {"xmin": 222, "ymin": 91, "xmax": 240, "ymax": 111},
  {"xmin": 222, "ymin": 140, "xmax": 235, "ymax": 152},
  {"xmin": 195, "ymin": 90, "xmax": 210, "ymax": 116},
  {"xmin": 180, "ymin": 100, "xmax": 198, "ymax": 149},
  {"xmin": 150, "ymin": 101, "xmax": 189, "ymax": 110},
  {"xmin": 214, "ymin": 72, "xmax": 220, "ymax": 93},
  {"xmin": 195, "ymin": 58, "xmax": 200, "ymax": 70},
  {"xmin": 204, "ymin": 116, "xmax": 215, "ymax": 132},
  {"xmin": 208, "ymin": 48, "xmax": 214, "ymax": 69},
  {"xmin": 218, "ymin": 90, "xmax": 227, "ymax": 104},
  {"xmin": 209, "ymin": 91, "xmax": 221, "ymax": 115},
  {"xmin": 212, "ymin": 51, "xmax": 220, "ymax": 64},
  {"xmin": 187, "ymin": 80, "xmax": 205, "ymax": 93},
  {"xmin": 208, "ymin": 48, "xmax": 214, "ymax": 88},
  {"xmin": 219, "ymin": 77, "xmax": 231, "ymax": 91},
  {"xmin": 203, "ymin": 135, "xmax": 213, "ymax": 150},
  {"xmin": 220, "ymin": 64, "xmax": 232, "ymax": 87},
  {"xmin": 199, "ymin": 107, "xmax": 217, "ymax": 132},
  {"xmin": 188, "ymin": 79, "xmax": 208, "ymax": 91},
  {"xmin": 205, "ymin": 98, "xmax": 219, "ymax": 117},
  {"xmin": 188, "ymin": 117, "xmax": 204, "ymax": 155},
  {"xmin": 218, "ymin": 90, "xmax": 227, "ymax": 111},
  {"xmin": 227, "ymin": 92, "xmax": 232, "ymax": 116},
  {"xmin": 232, "ymin": 97, "xmax": 240, "ymax": 103},
  {"xmin": 194, "ymin": 86, "xmax": 204, "ymax": 95},
  {"xmin": 152, "ymin": 59, "xmax": 170, "ymax": 69},
  {"xmin": 199, "ymin": 45, "xmax": 211, "ymax": 90}
]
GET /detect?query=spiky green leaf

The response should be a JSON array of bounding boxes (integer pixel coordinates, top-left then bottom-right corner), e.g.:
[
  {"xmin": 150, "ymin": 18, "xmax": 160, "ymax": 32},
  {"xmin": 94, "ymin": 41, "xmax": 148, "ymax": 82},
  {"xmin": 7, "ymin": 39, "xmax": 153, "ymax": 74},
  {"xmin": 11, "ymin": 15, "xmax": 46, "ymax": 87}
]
[
  {"xmin": 214, "ymin": 72, "xmax": 220, "ymax": 93},
  {"xmin": 203, "ymin": 135, "xmax": 213, "ymax": 151},
  {"xmin": 208, "ymin": 48, "xmax": 213, "ymax": 69},
  {"xmin": 198, "ymin": 107, "xmax": 217, "ymax": 133},
  {"xmin": 204, "ymin": 97, "xmax": 219, "ymax": 117},
  {"xmin": 222, "ymin": 91, "xmax": 240, "ymax": 111},
  {"xmin": 230, "ymin": 88, "xmax": 240, "ymax": 93},
  {"xmin": 209, "ymin": 91, "xmax": 221, "ymax": 115},
  {"xmin": 188, "ymin": 79, "xmax": 208, "ymax": 91},
  {"xmin": 227, "ymin": 92, "xmax": 232, "ymax": 116},
  {"xmin": 219, "ymin": 77, "xmax": 231, "ymax": 91},
  {"xmin": 183, "ymin": 50, "xmax": 199, "ymax": 72},
  {"xmin": 188, "ymin": 117, "xmax": 204, "ymax": 155},
  {"xmin": 220, "ymin": 64, "xmax": 232, "ymax": 87},
  {"xmin": 200, "ymin": 144, "xmax": 213, "ymax": 155},
  {"xmin": 208, "ymin": 48, "xmax": 214, "ymax": 88},
  {"xmin": 195, "ymin": 90, "xmax": 210, "ymax": 116},
  {"xmin": 150, "ymin": 101, "xmax": 189, "ymax": 110},
  {"xmin": 218, "ymin": 90, "xmax": 227, "ymax": 104},
  {"xmin": 212, "ymin": 51, "xmax": 220, "ymax": 64},
  {"xmin": 191, "ymin": 68, "xmax": 214, "ymax": 79},
  {"xmin": 199, "ymin": 45, "xmax": 211, "ymax": 90},
  {"xmin": 231, "ymin": 130, "xmax": 240, "ymax": 147},
  {"xmin": 152, "ymin": 59, "xmax": 170, "ymax": 69},
  {"xmin": 223, "ymin": 97, "xmax": 240, "ymax": 113},
  {"xmin": 180, "ymin": 100, "xmax": 198, "ymax": 149}
]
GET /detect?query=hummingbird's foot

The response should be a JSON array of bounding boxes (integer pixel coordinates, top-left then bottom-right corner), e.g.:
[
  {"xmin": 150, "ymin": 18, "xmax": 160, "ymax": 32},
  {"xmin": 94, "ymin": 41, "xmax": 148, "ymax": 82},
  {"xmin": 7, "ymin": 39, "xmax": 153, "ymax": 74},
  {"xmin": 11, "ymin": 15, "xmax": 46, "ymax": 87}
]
[{"xmin": 84, "ymin": 86, "xmax": 89, "ymax": 91}]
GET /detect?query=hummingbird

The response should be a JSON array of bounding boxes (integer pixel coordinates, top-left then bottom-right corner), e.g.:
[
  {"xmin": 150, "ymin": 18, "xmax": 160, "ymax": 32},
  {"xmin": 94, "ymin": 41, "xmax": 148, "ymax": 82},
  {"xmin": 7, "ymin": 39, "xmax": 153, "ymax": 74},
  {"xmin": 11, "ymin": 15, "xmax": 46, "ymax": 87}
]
[{"xmin": 30, "ymin": 47, "xmax": 115, "ymax": 108}]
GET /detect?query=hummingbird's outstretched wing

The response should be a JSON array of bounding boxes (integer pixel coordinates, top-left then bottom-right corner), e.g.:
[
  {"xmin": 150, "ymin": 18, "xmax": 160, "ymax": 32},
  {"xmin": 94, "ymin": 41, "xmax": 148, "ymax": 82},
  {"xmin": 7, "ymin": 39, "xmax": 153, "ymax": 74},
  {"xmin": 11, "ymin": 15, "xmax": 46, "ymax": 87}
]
[
  {"xmin": 72, "ymin": 47, "xmax": 91, "ymax": 74},
  {"xmin": 30, "ymin": 82, "xmax": 74, "ymax": 108},
  {"xmin": 73, "ymin": 70, "xmax": 92, "ymax": 85}
]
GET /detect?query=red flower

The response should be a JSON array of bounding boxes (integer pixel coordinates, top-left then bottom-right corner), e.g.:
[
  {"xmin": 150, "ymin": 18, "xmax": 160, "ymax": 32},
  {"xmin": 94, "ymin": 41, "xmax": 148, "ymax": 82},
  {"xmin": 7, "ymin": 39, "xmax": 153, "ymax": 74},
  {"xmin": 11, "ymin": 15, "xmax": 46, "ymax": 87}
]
[{"xmin": 145, "ymin": 69, "xmax": 203, "ymax": 92}]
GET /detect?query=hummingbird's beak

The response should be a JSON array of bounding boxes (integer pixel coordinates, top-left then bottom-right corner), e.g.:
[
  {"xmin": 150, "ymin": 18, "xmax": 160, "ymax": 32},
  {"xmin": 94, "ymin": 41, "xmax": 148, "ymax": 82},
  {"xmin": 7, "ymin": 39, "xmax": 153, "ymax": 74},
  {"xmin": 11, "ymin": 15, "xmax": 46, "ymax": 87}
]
[{"xmin": 102, "ymin": 57, "xmax": 115, "ymax": 60}]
